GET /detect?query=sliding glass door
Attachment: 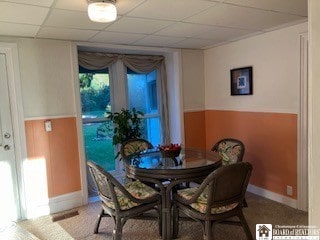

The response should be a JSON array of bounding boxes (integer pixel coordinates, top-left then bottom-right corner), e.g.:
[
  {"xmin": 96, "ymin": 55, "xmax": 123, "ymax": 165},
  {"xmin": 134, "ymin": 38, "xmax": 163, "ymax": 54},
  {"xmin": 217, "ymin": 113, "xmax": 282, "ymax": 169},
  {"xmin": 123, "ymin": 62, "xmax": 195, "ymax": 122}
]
[{"xmin": 79, "ymin": 67, "xmax": 115, "ymax": 172}]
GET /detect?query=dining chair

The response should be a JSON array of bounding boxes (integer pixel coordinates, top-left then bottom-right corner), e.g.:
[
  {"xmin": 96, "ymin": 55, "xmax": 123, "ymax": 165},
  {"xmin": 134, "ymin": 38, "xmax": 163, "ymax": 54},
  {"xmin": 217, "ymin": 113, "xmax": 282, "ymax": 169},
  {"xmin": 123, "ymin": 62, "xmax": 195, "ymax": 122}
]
[
  {"xmin": 172, "ymin": 162, "xmax": 253, "ymax": 240},
  {"xmin": 87, "ymin": 161, "xmax": 161, "ymax": 240},
  {"xmin": 211, "ymin": 138, "xmax": 248, "ymax": 207},
  {"xmin": 211, "ymin": 138, "xmax": 245, "ymax": 166},
  {"xmin": 120, "ymin": 138, "xmax": 154, "ymax": 160},
  {"xmin": 120, "ymin": 138, "xmax": 156, "ymax": 187}
]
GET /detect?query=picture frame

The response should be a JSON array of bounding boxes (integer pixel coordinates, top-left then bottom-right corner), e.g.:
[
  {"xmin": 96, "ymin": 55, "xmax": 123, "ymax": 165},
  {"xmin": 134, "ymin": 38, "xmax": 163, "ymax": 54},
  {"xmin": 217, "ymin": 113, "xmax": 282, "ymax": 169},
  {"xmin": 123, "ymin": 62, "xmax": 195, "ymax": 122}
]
[{"xmin": 230, "ymin": 66, "xmax": 253, "ymax": 95}]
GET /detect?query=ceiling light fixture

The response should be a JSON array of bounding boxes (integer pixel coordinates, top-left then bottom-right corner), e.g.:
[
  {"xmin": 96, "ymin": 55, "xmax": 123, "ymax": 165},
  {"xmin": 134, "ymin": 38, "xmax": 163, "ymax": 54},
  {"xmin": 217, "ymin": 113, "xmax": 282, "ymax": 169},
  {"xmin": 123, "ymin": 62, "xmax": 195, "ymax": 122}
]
[{"xmin": 88, "ymin": 0, "xmax": 117, "ymax": 23}]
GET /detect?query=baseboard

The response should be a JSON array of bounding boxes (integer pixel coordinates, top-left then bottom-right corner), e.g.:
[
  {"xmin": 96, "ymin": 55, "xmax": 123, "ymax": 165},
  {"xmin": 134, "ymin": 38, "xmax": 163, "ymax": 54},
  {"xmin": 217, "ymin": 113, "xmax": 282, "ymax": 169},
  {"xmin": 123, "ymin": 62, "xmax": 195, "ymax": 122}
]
[
  {"xmin": 48, "ymin": 191, "xmax": 83, "ymax": 214},
  {"xmin": 247, "ymin": 184, "xmax": 297, "ymax": 209},
  {"xmin": 26, "ymin": 191, "xmax": 83, "ymax": 219}
]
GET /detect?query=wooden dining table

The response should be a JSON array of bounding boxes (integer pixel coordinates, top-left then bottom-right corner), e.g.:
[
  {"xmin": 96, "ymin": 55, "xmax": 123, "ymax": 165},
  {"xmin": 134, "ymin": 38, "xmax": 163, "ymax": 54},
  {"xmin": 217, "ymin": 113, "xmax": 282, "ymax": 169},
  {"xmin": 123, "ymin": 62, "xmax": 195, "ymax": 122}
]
[{"xmin": 123, "ymin": 148, "xmax": 221, "ymax": 240}]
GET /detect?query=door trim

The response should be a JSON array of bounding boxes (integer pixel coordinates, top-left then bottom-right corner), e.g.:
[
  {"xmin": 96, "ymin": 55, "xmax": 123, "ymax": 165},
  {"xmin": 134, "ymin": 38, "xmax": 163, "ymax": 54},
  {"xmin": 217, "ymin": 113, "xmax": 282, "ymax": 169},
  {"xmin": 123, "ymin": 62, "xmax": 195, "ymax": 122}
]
[
  {"xmin": 298, "ymin": 33, "xmax": 308, "ymax": 211},
  {"xmin": 0, "ymin": 42, "xmax": 27, "ymax": 219}
]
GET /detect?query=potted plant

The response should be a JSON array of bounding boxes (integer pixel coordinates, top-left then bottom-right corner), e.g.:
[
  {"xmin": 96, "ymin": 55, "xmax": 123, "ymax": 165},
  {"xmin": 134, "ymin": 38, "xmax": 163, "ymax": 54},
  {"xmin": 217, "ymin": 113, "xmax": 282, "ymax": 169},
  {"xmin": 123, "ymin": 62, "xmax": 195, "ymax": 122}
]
[{"xmin": 107, "ymin": 108, "xmax": 144, "ymax": 159}]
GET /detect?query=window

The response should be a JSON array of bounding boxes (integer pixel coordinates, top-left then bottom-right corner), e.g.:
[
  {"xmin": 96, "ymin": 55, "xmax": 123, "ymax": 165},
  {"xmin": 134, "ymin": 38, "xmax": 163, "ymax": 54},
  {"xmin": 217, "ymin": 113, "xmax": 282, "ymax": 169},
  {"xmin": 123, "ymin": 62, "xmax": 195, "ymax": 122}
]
[
  {"xmin": 78, "ymin": 52, "xmax": 169, "ymax": 165},
  {"xmin": 127, "ymin": 68, "xmax": 161, "ymax": 146},
  {"xmin": 77, "ymin": 50, "xmax": 180, "ymax": 203}
]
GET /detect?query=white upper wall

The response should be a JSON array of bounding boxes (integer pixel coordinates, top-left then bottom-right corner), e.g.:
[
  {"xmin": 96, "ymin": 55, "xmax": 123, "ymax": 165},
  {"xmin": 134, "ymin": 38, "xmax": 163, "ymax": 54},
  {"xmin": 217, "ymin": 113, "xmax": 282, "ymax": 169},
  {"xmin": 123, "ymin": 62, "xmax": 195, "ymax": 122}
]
[
  {"xmin": 17, "ymin": 38, "xmax": 76, "ymax": 118},
  {"xmin": 204, "ymin": 22, "xmax": 308, "ymax": 114},
  {"xmin": 181, "ymin": 49, "xmax": 205, "ymax": 112}
]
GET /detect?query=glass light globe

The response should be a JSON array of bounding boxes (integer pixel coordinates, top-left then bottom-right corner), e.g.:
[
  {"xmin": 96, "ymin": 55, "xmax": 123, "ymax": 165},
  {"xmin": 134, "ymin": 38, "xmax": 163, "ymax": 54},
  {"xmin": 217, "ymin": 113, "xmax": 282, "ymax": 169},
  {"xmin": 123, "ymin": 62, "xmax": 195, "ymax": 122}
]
[{"xmin": 88, "ymin": 2, "xmax": 117, "ymax": 23}]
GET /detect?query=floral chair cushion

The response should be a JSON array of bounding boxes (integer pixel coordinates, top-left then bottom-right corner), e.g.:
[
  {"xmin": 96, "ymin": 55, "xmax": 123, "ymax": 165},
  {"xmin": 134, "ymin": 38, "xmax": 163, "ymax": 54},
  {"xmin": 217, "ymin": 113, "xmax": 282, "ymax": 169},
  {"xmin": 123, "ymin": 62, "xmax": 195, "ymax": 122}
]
[
  {"xmin": 177, "ymin": 187, "xmax": 238, "ymax": 214},
  {"xmin": 104, "ymin": 180, "xmax": 158, "ymax": 210},
  {"xmin": 216, "ymin": 141, "xmax": 242, "ymax": 166}
]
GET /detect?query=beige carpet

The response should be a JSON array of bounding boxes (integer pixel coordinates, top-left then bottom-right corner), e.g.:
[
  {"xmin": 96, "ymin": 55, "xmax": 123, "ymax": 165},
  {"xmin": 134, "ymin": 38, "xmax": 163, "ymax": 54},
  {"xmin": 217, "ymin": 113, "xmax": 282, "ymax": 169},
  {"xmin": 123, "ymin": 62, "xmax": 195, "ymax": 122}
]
[{"xmin": 15, "ymin": 192, "xmax": 307, "ymax": 240}]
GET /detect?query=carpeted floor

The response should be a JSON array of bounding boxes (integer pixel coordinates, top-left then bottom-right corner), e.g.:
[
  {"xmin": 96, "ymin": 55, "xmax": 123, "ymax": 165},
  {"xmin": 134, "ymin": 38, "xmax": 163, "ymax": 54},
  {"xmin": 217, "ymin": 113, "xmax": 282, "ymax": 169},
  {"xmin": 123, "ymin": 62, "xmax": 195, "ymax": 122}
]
[{"xmin": 9, "ymin": 192, "xmax": 307, "ymax": 240}]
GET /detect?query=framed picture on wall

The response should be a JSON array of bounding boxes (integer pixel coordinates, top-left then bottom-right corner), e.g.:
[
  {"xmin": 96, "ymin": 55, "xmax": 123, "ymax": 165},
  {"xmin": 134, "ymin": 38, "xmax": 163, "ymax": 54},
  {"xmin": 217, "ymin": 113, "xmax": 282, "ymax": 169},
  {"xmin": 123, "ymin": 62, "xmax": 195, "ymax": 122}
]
[{"xmin": 230, "ymin": 66, "xmax": 253, "ymax": 95}]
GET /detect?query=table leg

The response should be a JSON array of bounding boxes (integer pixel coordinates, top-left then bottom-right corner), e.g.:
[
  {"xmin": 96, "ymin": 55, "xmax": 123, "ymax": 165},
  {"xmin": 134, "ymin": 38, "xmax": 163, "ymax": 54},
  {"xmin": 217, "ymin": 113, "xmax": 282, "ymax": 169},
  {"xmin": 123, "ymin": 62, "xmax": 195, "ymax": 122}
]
[
  {"xmin": 157, "ymin": 181, "xmax": 175, "ymax": 240},
  {"xmin": 160, "ymin": 186, "xmax": 170, "ymax": 240},
  {"xmin": 169, "ymin": 187, "xmax": 175, "ymax": 240},
  {"xmin": 163, "ymin": 183, "xmax": 178, "ymax": 240}
]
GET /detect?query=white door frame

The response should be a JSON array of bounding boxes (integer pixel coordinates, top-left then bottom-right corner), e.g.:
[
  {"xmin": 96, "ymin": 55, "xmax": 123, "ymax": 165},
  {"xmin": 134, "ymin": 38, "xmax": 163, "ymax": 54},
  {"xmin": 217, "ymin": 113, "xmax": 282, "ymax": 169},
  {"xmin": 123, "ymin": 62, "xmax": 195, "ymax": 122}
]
[
  {"xmin": 298, "ymin": 33, "xmax": 308, "ymax": 211},
  {"xmin": 0, "ymin": 42, "xmax": 27, "ymax": 219}
]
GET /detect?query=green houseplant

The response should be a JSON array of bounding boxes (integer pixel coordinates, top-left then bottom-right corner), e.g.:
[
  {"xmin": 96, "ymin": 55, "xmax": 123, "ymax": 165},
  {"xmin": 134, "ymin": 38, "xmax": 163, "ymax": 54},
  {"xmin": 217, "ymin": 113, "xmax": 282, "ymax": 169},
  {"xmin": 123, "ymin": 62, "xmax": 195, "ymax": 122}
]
[{"xmin": 107, "ymin": 108, "xmax": 144, "ymax": 159}]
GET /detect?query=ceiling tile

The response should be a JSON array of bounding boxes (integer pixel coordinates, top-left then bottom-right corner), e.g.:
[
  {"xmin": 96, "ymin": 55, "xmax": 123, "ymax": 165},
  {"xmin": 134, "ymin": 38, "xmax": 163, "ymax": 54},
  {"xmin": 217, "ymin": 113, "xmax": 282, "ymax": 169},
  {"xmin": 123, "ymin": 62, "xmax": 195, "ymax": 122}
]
[
  {"xmin": 54, "ymin": 0, "xmax": 87, "ymax": 12},
  {"xmin": 127, "ymin": 0, "xmax": 216, "ymax": 21},
  {"xmin": 0, "ymin": 2, "xmax": 49, "ymax": 25},
  {"xmin": 155, "ymin": 22, "xmax": 216, "ymax": 38},
  {"xmin": 115, "ymin": 0, "xmax": 146, "ymax": 15},
  {"xmin": 44, "ymin": 9, "xmax": 111, "ymax": 30},
  {"xmin": 224, "ymin": 0, "xmax": 307, "ymax": 16},
  {"xmin": 197, "ymin": 26, "xmax": 258, "ymax": 41},
  {"xmin": 90, "ymin": 31, "xmax": 146, "ymax": 44},
  {"xmin": 168, "ymin": 38, "xmax": 221, "ymax": 49},
  {"xmin": 105, "ymin": 17, "xmax": 173, "ymax": 34},
  {"xmin": 134, "ymin": 35, "xmax": 186, "ymax": 47},
  {"xmin": 184, "ymin": 3, "xmax": 305, "ymax": 30},
  {"xmin": 36, "ymin": 27, "xmax": 98, "ymax": 41},
  {"xmin": 0, "ymin": 22, "xmax": 39, "ymax": 37},
  {"xmin": 3, "ymin": 0, "xmax": 54, "ymax": 7}
]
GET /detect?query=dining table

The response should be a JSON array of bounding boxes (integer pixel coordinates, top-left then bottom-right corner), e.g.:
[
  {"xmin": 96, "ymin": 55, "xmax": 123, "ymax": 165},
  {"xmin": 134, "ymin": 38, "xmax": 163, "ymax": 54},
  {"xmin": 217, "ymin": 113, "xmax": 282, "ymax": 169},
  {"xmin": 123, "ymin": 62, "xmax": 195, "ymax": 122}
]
[{"xmin": 123, "ymin": 148, "xmax": 221, "ymax": 240}]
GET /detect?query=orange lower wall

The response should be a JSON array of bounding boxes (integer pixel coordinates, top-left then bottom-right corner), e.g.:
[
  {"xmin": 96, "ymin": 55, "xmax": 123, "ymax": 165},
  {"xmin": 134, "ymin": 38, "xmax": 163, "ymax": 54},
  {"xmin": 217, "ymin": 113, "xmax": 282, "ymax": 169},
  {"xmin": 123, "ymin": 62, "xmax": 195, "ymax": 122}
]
[
  {"xmin": 184, "ymin": 111, "xmax": 206, "ymax": 149},
  {"xmin": 25, "ymin": 117, "xmax": 81, "ymax": 198},
  {"xmin": 184, "ymin": 110, "xmax": 297, "ymax": 199},
  {"xmin": 24, "ymin": 111, "xmax": 297, "ymax": 199}
]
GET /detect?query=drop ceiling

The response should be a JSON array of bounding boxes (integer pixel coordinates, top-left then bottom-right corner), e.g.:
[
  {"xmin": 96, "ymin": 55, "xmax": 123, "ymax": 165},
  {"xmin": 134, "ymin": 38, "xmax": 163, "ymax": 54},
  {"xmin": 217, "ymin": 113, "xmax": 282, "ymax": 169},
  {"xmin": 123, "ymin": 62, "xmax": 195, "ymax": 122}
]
[{"xmin": 0, "ymin": 0, "xmax": 307, "ymax": 49}]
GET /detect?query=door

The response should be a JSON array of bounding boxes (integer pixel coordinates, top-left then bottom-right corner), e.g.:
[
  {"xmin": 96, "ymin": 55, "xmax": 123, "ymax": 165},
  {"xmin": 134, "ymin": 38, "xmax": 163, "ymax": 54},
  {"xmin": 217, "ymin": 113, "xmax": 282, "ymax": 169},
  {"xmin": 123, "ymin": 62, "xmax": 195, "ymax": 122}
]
[
  {"xmin": 78, "ymin": 67, "xmax": 115, "ymax": 200},
  {"xmin": 0, "ymin": 53, "xmax": 21, "ymax": 227}
]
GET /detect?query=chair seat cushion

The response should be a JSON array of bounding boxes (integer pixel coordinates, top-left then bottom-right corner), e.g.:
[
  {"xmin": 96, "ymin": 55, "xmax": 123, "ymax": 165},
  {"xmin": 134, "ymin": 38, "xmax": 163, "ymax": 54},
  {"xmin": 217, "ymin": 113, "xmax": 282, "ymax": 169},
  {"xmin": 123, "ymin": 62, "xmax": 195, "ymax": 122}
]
[
  {"xmin": 105, "ymin": 180, "xmax": 158, "ymax": 210},
  {"xmin": 177, "ymin": 187, "xmax": 238, "ymax": 214}
]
